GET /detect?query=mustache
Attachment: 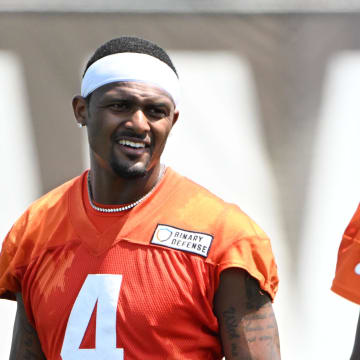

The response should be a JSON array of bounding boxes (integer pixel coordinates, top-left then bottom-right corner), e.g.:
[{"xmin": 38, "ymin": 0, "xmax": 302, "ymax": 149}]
[{"xmin": 112, "ymin": 130, "xmax": 149, "ymax": 141}]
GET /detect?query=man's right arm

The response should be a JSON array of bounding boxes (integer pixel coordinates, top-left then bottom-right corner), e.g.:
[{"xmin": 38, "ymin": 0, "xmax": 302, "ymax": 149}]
[
  {"xmin": 9, "ymin": 293, "xmax": 46, "ymax": 360},
  {"xmin": 351, "ymin": 311, "xmax": 360, "ymax": 360}
]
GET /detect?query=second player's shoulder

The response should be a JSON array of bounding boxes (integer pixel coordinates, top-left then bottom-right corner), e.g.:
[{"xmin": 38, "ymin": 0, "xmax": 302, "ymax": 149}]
[{"xmin": 343, "ymin": 203, "xmax": 360, "ymax": 240}]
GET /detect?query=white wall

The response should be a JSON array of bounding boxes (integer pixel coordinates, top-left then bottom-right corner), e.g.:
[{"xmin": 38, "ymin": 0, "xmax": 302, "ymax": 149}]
[
  {"xmin": 299, "ymin": 52, "xmax": 360, "ymax": 359},
  {"xmin": 0, "ymin": 51, "xmax": 41, "ymax": 359}
]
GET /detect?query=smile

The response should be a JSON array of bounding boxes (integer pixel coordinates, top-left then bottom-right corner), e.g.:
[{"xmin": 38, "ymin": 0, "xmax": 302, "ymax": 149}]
[{"xmin": 117, "ymin": 139, "xmax": 146, "ymax": 149}]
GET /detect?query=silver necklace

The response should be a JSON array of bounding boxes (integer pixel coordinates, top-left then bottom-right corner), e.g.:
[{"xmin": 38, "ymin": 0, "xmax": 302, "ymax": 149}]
[{"xmin": 87, "ymin": 165, "xmax": 165, "ymax": 213}]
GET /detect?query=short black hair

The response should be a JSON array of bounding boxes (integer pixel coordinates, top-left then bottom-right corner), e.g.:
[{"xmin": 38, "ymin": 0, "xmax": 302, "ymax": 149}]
[{"xmin": 83, "ymin": 36, "xmax": 178, "ymax": 77}]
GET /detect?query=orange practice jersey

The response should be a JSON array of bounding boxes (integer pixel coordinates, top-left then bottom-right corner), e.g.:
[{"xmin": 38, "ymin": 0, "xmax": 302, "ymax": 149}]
[
  {"xmin": 0, "ymin": 168, "xmax": 278, "ymax": 360},
  {"xmin": 332, "ymin": 204, "xmax": 360, "ymax": 304}
]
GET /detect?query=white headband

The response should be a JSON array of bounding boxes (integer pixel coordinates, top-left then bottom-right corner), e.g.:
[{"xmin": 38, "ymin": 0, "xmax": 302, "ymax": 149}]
[{"xmin": 81, "ymin": 52, "xmax": 180, "ymax": 107}]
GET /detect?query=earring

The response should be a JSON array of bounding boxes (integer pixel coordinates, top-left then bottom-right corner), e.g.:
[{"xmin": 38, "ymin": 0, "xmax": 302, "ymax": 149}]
[{"xmin": 77, "ymin": 123, "xmax": 84, "ymax": 128}]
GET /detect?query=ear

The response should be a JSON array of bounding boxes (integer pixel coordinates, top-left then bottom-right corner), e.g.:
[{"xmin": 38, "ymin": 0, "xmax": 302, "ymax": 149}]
[
  {"xmin": 72, "ymin": 95, "xmax": 88, "ymax": 127},
  {"xmin": 171, "ymin": 109, "xmax": 180, "ymax": 127}
]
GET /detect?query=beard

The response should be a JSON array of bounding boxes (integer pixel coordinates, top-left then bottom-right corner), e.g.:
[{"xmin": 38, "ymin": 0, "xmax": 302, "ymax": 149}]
[{"xmin": 109, "ymin": 152, "xmax": 148, "ymax": 179}]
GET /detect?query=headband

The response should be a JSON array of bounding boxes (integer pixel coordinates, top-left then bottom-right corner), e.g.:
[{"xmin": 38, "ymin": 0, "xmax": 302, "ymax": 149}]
[{"xmin": 81, "ymin": 52, "xmax": 180, "ymax": 107}]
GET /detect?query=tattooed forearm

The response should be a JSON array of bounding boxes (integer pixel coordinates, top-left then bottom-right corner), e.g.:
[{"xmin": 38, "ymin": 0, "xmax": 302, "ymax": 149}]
[
  {"xmin": 214, "ymin": 269, "xmax": 281, "ymax": 359},
  {"xmin": 220, "ymin": 300, "xmax": 280, "ymax": 359},
  {"xmin": 242, "ymin": 302, "xmax": 280, "ymax": 359}
]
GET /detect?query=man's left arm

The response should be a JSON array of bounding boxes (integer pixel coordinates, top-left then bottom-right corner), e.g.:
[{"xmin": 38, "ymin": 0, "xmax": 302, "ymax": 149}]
[
  {"xmin": 350, "ymin": 311, "xmax": 360, "ymax": 360},
  {"xmin": 214, "ymin": 268, "xmax": 281, "ymax": 359}
]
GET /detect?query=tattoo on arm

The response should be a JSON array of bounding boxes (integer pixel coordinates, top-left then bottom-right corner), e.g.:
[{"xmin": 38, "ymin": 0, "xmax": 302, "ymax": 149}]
[
  {"xmin": 221, "ymin": 302, "xmax": 280, "ymax": 359},
  {"xmin": 223, "ymin": 306, "xmax": 240, "ymax": 340},
  {"xmin": 218, "ymin": 272, "xmax": 280, "ymax": 359}
]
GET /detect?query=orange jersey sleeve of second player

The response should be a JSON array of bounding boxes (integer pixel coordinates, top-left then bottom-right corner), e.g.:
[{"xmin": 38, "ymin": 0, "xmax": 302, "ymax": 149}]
[{"xmin": 332, "ymin": 204, "xmax": 360, "ymax": 304}]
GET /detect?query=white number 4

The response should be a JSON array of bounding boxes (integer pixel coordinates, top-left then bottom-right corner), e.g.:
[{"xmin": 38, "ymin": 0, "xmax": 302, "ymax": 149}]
[{"xmin": 60, "ymin": 274, "xmax": 124, "ymax": 360}]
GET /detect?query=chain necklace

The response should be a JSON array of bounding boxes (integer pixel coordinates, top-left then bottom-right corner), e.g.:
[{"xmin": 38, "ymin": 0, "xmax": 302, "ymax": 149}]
[{"xmin": 87, "ymin": 165, "xmax": 165, "ymax": 213}]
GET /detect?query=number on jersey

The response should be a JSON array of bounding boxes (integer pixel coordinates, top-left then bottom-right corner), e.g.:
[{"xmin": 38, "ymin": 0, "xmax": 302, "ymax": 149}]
[{"xmin": 60, "ymin": 274, "xmax": 123, "ymax": 360}]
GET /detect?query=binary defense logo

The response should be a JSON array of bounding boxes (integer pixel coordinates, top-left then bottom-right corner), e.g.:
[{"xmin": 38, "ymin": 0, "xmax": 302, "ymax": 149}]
[
  {"xmin": 156, "ymin": 227, "xmax": 173, "ymax": 242},
  {"xmin": 355, "ymin": 263, "xmax": 360, "ymax": 275},
  {"xmin": 151, "ymin": 224, "xmax": 213, "ymax": 258}
]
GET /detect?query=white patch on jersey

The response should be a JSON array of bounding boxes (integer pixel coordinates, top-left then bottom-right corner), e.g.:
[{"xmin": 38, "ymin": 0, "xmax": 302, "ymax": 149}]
[{"xmin": 150, "ymin": 224, "xmax": 213, "ymax": 258}]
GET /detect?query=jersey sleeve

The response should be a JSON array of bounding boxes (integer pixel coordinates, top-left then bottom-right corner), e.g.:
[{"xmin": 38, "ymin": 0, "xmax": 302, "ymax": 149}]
[
  {"xmin": 211, "ymin": 204, "xmax": 278, "ymax": 301},
  {"xmin": 0, "ymin": 214, "xmax": 28, "ymax": 300},
  {"xmin": 0, "ymin": 176, "xmax": 77, "ymax": 303},
  {"xmin": 332, "ymin": 204, "xmax": 360, "ymax": 304}
]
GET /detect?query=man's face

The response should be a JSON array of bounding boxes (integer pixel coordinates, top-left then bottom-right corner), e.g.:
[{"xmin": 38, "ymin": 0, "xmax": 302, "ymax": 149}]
[{"xmin": 82, "ymin": 81, "xmax": 178, "ymax": 179}]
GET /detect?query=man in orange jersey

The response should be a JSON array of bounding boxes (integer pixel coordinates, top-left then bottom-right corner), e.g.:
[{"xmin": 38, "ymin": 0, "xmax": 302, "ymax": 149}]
[
  {"xmin": 332, "ymin": 204, "xmax": 360, "ymax": 359},
  {"xmin": 0, "ymin": 36, "xmax": 281, "ymax": 359}
]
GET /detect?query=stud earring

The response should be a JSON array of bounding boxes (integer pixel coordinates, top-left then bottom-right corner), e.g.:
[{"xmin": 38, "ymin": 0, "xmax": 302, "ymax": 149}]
[{"xmin": 77, "ymin": 123, "xmax": 84, "ymax": 128}]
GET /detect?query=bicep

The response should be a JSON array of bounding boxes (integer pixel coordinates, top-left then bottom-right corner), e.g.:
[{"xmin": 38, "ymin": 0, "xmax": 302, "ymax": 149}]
[
  {"xmin": 214, "ymin": 268, "xmax": 281, "ymax": 360},
  {"xmin": 10, "ymin": 293, "xmax": 46, "ymax": 360}
]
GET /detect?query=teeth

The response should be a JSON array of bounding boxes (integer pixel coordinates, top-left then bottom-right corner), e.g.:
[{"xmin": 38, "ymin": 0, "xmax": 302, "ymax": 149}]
[{"xmin": 118, "ymin": 140, "xmax": 145, "ymax": 149}]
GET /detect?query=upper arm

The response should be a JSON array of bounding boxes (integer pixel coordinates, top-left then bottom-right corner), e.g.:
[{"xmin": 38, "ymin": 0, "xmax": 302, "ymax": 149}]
[
  {"xmin": 351, "ymin": 310, "xmax": 360, "ymax": 360},
  {"xmin": 9, "ymin": 293, "xmax": 46, "ymax": 360},
  {"xmin": 214, "ymin": 268, "xmax": 281, "ymax": 360}
]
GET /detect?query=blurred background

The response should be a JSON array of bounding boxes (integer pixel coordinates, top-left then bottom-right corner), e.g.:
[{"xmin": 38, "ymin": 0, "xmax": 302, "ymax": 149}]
[{"xmin": 1, "ymin": 1, "xmax": 360, "ymax": 359}]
